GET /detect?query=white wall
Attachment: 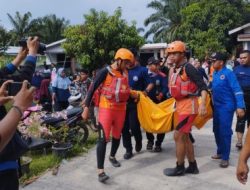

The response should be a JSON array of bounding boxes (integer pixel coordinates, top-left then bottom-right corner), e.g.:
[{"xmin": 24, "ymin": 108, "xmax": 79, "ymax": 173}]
[{"xmin": 243, "ymin": 42, "xmax": 250, "ymax": 50}]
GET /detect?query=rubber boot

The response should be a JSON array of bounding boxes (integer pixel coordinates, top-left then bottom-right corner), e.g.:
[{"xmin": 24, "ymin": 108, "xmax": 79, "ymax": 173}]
[
  {"xmin": 185, "ymin": 160, "xmax": 199, "ymax": 174},
  {"xmin": 163, "ymin": 162, "xmax": 185, "ymax": 176}
]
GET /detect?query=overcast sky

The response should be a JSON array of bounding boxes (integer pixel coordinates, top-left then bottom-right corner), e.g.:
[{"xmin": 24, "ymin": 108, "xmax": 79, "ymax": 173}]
[{"xmin": 0, "ymin": 0, "xmax": 154, "ymax": 34}]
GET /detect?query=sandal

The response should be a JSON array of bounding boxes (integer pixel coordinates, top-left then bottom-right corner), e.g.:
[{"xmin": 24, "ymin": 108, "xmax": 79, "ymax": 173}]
[{"xmin": 211, "ymin": 154, "xmax": 221, "ymax": 159}]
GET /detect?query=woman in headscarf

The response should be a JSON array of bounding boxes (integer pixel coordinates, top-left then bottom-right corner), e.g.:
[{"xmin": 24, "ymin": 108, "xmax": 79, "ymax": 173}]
[{"xmin": 52, "ymin": 68, "xmax": 71, "ymax": 111}]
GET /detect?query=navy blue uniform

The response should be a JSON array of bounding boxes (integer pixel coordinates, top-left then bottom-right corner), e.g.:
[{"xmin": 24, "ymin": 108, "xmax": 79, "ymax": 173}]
[
  {"xmin": 122, "ymin": 65, "xmax": 152, "ymax": 153},
  {"xmin": 147, "ymin": 71, "xmax": 168, "ymax": 103},
  {"xmin": 146, "ymin": 71, "xmax": 168, "ymax": 148},
  {"xmin": 128, "ymin": 65, "xmax": 151, "ymax": 91},
  {"xmin": 212, "ymin": 67, "xmax": 245, "ymax": 160},
  {"xmin": 234, "ymin": 65, "xmax": 250, "ymax": 133}
]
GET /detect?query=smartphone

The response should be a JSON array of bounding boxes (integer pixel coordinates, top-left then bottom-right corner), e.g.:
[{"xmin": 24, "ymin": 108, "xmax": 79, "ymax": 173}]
[{"xmin": 7, "ymin": 82, "xmax": 31, "ymax": 96}]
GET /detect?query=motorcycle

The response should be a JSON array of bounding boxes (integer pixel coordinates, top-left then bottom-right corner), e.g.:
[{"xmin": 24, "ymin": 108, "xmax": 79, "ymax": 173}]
[
  {"xmin": 41, "ymin": 107, "xmax": 89, "ymax": 145},
  {"xmin": 20, "ymin": 106, "xmax": 89, "ymax": 145},
  {"xmin": 67, "ymin": 82, "xmax": 98, "ymax": 132}
]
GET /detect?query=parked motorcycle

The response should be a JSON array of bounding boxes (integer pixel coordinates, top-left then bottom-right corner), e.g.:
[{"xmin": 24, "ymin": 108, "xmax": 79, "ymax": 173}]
[
  {"xmin": 20, "ymin": 106, "xmax": 89, "ymax": 145},
  {"xmin": 41, "ymin": 107, "xmax": 89, "ymax": 144}
]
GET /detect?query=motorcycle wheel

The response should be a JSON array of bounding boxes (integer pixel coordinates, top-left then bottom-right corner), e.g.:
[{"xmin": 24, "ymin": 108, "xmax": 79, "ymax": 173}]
[{"xmin": 70, "ymin": 121, "xmax": 89, "ymax": 145}]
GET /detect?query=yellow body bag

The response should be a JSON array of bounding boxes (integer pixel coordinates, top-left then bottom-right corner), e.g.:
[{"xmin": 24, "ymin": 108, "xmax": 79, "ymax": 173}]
[{"xmin": 136, "ymin": 91, "xmax": 213, "ymax": 133}]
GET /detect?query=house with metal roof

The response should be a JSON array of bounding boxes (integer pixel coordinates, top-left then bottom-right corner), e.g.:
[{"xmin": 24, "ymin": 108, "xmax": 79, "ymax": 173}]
[
  {"xmin": 45, "ymin": 39, "xmax": 168, "ymax": 68},
  {"xmin": 229, "ymin": 23, "xmax": 250, "ymax": 50}
]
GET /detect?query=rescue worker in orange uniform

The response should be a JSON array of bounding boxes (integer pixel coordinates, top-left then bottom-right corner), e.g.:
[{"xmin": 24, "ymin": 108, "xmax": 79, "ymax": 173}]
[
  {"xmin": 82, "ymin": 48, "xmax": 135, "ymax": 183},
  {"xmin": 163, "ymin": 41, "xmax": 208, "ymax": 176}
]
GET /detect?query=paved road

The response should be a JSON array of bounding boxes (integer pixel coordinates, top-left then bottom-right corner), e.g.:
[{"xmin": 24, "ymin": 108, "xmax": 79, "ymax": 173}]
[{"xmin": 23, "ymin": 119, "xmax": 250, "ymax": 190}]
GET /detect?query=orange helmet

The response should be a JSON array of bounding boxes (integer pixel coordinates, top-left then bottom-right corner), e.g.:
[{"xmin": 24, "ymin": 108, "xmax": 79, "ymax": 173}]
[
  {"xmin": 167, "ymin": 41, "xmax": 186, "ymax": 53},
  {"xmin": 115, "ymin": 48, "xmax": 134, "ymax": 62}
]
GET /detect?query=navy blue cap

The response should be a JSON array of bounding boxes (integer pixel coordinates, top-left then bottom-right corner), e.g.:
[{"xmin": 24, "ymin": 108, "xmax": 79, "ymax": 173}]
[
  {"xmin": 147, "ymin": 57, "xmax": 160, "ymax": 65},
  {"xmin": 210, "ymin": 52, "xmax": 227, "ymax": 62}
]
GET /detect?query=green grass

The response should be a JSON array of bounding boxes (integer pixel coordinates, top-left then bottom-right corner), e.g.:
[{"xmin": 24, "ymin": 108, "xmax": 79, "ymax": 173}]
[
  {"xmin": 20, "ymin": 131, "xmax": 98, "ymax": 185},
  {"xmin": 1, "ymin": 100, "xmax": 98, "ymax": 185},
  {"xmin": 20, "ymin": 154, "xmax": 61, "ymax": 185}
]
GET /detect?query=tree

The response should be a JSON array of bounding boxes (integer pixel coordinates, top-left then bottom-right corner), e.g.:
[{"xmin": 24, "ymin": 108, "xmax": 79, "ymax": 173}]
[
  {"xmin": 31, "ymin": 15, "xmax": 70, "ymax": 44},
  {"xmin": 178, "ymin": 0, "xmax": 250, "ymax": 59},
  {"xmin": 63, "ymin": 8, "xmax": 145, "ymax": 70},
  {"xmin": 144, "ymin": 0, "xmax": 193, "ymax": 42},
  {"xmin": 0, "ymin": 26, "xmax": 11, "ymax": 53},
  {"xmin": 7, "ymin": 12, "xmax": 33, "ymax": 44}
]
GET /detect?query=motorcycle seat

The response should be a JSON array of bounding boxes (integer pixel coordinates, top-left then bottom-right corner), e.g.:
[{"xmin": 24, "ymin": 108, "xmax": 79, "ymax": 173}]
[
  {"xmin": 66, "ymin": 107, "xmax": 83, "ymax": 118},
  {"xmin": 41, "ymin": 107, "xmax": 83, "ymax": 125}
]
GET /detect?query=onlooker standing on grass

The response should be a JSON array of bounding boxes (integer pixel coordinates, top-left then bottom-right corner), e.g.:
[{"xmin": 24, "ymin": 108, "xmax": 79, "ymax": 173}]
[
  {"xmin": 52, "ymin": 68, "xmax": 71, "ymax": 111},
  {"xmin": 79, "ymin": 69, "xmax": 92, "ymax": 99}
]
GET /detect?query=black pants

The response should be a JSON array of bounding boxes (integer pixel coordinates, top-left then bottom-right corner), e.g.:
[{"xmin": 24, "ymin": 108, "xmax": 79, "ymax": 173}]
[
  {"xmin": 236, "ymin": 96, "xmax": 250, "ymax": 134},
  {"xmin": 122, "ymin": 105, "xmax": 142, "ymax": 153},
  {"xmin": 146, "ymin": 132, "xmax": 165, "ymax": 146},
  {"xmin": 96, "ymin": 124, "xmax": 120, "ymax": 169},
  {"xmin": 0, "ymin": 170, "xmax": 19, "ymax": 190}
]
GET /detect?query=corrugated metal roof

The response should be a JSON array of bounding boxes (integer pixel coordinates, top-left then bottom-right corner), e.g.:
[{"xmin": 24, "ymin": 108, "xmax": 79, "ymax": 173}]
[
  {"xmin": 46, "ymin": 39, "xmax": 66, "ymax": 49},
  {"xmin": 140, "ymin": 43, "xmax": 168, "ymax": 50},
  {"xmin": 229, "ymin": 23, "xmax": 250, "ymax": 35}
]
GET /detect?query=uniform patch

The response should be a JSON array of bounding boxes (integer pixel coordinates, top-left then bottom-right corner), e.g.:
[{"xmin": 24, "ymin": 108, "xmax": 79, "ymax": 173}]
[
  {"xmin": 220, "ymin": 75, "xmax": 225, "ymax": 80},
  {"xmin": 156, "ymin": 79, "xmax": 160, "ymax": 85},
  {"xmin": 133, "ymin": 76, "xmax": 138, "ymax": 81}
]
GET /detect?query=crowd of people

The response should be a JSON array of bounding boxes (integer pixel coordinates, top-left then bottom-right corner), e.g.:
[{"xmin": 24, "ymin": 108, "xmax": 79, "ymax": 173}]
[
  {"xmin": 81, "ymin": 41, "xmax": 249, "ymax": 183},
  {"xmin": 0, "ymin": 37, "xmax": 250, "ymax": 189}
]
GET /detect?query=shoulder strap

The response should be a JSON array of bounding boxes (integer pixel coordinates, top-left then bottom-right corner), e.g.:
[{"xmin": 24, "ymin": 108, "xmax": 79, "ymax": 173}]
[
  {"xmin": 180, "ymin": 63, "xmax": 189, "ymax": 81},
  {"xmin": 106, "ymin": 66, "xmax": 115, "ymax": 76}
]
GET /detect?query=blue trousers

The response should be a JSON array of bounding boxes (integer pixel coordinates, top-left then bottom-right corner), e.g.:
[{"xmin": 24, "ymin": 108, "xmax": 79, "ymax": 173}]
[{"xmin": 213, "ymin": 108, "xmax": 234, "ymax": 161}]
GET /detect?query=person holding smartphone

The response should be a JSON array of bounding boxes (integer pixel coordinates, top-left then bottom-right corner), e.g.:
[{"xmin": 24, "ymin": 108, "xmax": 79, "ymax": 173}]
[
  {"xmin": 0, "ymin": 37, "xmax": 39, "ymax": 190},
  {"xmin": 0, "ymin": 80, "xmax": 35, "ymax": 152}
]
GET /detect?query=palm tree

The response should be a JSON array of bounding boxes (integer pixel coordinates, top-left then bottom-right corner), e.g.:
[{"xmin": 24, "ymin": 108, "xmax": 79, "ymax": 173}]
[
  {"xmin": 35, "ymin": 14, "xmax": 70, "ymax": 44},
  {"xmin": 137, "ymin": 27, "xmax": 145, "ymax": 34},
  {"xmin": 144, "ymin": 0, "xmax": 193, "ymax": 42},
  {"xmin": 7, "ymin": 12, "xmax": 33, "ymax": 43},
  {"xmin": 0, "ymin": 26, "xmax": 11, "ymax": 52}
]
